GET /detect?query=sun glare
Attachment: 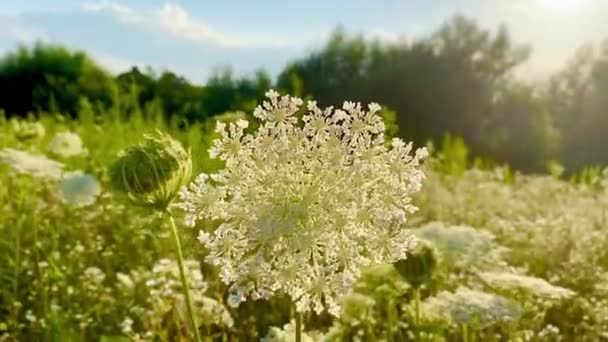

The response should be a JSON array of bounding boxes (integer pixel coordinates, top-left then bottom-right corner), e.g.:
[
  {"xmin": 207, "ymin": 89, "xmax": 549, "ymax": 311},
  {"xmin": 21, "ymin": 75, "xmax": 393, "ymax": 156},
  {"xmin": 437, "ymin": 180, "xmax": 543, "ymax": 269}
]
[{"xmin": 539, "ymin": 0, "xmax": 584, "ymax": 11}]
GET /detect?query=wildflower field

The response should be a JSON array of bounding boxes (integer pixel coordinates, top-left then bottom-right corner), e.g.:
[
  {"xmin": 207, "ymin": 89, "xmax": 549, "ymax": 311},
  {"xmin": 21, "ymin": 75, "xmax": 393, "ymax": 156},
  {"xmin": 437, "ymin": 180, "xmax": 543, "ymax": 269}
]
[{"xmin": 2, "ymin": 91, "xmax": 608, "ymax": 342}]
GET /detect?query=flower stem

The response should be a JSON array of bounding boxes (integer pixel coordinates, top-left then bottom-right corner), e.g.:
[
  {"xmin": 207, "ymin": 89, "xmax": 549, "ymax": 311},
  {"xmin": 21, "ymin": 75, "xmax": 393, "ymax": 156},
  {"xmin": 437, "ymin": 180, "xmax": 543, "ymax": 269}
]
[
  {"xmin": 414, "ymin": 287, "xmax": 421, "ymax": 326},
  {"xmin": 295, "ymin": 311, "xmax": 302, "ymax": 342},
  {"xmin": 461, "ymin": 324, "xmax": 469, "ymax": 342},
  {"xmin": 414, "ymin": 287, "xmax": 421, "ymax": 341},
  {"xmin": 387, "ymin": 298, "xmax": 394, "ymax": 342},
  {"xmin": 167, "ymin": 211, "xmax": 202, "ymax": 342}
]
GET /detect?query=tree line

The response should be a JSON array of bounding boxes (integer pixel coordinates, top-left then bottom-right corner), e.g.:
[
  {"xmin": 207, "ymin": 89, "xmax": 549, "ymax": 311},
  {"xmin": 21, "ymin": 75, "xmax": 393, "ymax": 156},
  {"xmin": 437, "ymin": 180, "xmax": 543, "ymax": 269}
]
[{"xmin": 2, "ymin": 15, "xmax": 607, "ymax": 173}]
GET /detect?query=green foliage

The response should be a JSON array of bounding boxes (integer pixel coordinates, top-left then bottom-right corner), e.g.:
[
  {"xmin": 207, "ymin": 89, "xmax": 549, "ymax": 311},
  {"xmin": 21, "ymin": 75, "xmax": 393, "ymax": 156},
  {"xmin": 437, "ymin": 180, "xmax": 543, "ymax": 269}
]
[
  {"xmin": 4, "ymin": 17, "xmax": 608, "ymax": 172},
  {"xmin": 0, "ymin": 42, "xmax": 117, "ymax": 116},
  {"xmin": 1, "ymin": 107, "xmax": 608, "ymax": 341},
  {"xmin": 277, "ymin": 16, "xmax": 538, "ymax": 171},
  {"xmin": 394, "ymin": 242, "xmax": 439, "ymax": 289},
  {"xmin": 435, "ymin": 135, "xmax": 469, "ymax": 176},
  {"xmin": 4, "ymin": 16, "xmax": 608, "ymax": 339}
]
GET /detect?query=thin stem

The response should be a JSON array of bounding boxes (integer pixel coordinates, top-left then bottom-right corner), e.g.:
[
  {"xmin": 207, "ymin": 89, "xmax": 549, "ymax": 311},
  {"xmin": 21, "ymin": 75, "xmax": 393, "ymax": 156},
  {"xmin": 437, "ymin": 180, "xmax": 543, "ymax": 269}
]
[
  {"xmin": 414, "ymin": 287, "xmax": 421, "ymax": 341},
  {"xmin": 295, "ymin": 311, "xmax": 302, "ymax": 342},
  {"xmin": 414, "ymin": 287, "xmax": 421, "ymax": 326},
  {"xmin": 386, "ymin": 298, "xmax": 394, "ymax": 342},
  {"xmin": 461, "ymin": 324, "xmax": 468, "ymax": 342},
  {"xmin": 167, "ymin": 211, "xmax": 202, "ymax": 342}
]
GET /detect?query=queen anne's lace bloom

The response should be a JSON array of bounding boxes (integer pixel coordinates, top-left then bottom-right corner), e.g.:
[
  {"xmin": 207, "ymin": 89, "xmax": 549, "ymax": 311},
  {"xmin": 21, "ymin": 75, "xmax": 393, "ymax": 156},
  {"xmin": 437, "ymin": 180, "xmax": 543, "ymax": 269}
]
[
  {"xmin": 423, "ymin": 287, "xmax": 521, "ymax": 327},
  {"xmin": 261, "ymin": 320, "xmax": 323, "ymax": 342},
  {"xmin": 143, "ymin": 258, "xmax": 233, "ymax": 329},
  {"xmin": 0, "ymin": 148, "xmax": 63, "ymax": 179},
  {"xmin": 180, "ymin": 90, "xmax": 427, "ymax": 315},
  {"xmin": 57, "ymin": 171, "xmax": 101, "ymax": 207},
  {"xmin": 47, "ymin": 131, "xmax": 85, "ymax": 157},
  {"xmin": 479, "ymin": 271, "xmax": 575, "ymax": 299}
]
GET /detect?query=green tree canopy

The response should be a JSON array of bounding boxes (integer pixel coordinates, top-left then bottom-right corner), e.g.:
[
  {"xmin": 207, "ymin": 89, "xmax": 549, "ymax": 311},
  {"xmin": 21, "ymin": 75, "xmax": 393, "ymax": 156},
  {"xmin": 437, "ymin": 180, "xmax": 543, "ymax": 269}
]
[{"xmin": 0, "ymin": 42, "xmax": 117, "ymax": 116}]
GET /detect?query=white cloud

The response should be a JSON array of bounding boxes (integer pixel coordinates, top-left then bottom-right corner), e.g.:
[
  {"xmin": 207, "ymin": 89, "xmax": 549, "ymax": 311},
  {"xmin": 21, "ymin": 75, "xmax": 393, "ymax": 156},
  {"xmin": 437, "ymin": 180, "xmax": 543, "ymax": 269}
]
[
  {"xmin": 156, "ymin": 4, "xmax": 243, "ymax": 47},
  {"xmin": 81, "ymin": 0, "xmax": 139, "ymax": 23},
  {"xmin": 80, "ymin": 1, "xmax": 288, "ymax": 48}
]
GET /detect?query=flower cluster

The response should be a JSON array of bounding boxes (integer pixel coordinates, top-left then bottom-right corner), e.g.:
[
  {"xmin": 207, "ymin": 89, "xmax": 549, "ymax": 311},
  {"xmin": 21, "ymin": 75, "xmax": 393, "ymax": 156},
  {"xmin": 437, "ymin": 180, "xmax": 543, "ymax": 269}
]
[
  {"xmin": 143, "ymin": 258, "xmax": 233, "ymax": 330},
  {"xmin": 180, "ymin": 90, "xmax": 427, "ymax": 315},
  {"xmin": 423, "ymin": 287, "xmax": 521, "ymax": 327},
  {"xmin": 57, "ymin": 171, "xmax": 101, "ymax": 207},
  {"xmin": 479, "ymin": 271, "xmax": 575, "ymax": 299},
  {"xmin": 0, "ymin": 148, "xmax": 63, "ymax": 179},
  {"xmin": 414, "ymin": 222, "xmax": 507, "ymax": 270},
  {"xmin": 47, "ymin": 131, "xmax": 85, "ymax": 158},
  {"xmin": 261, "ymin": 320, "xmax": 323, "ymax": 342}
]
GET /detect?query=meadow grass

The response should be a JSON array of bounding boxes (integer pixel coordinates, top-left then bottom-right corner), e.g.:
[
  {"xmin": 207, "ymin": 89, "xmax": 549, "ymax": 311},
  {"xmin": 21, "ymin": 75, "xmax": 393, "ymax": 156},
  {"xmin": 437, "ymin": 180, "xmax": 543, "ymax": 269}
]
[{"xmin": 1, "ymin": 100, "xmax": 608, "ymax": 341}]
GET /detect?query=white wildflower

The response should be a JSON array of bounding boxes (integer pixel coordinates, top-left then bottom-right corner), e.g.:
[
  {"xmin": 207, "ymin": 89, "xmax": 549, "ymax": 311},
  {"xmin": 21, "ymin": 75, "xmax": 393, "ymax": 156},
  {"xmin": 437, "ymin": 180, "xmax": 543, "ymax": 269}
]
[
  {"xmin": 0, "ymin": 148, "xmax": 63, "ymax": 179},
  {"xmin": 47, "ymin": 131, "xmax": 85, "ymax": 157},
  {"xmin": 83, "ymin": 267, "xmax": 106, "ymax": 284},
  {"xmin": 116, "ymin": 272, "xmax": 135, "ymax": 290},
  {"xmin": 261, "ymin": 320, "xmax": 322, "ymax": 342},
  {"xmin": 25, "ymin": 310, "xmax": 36, "ymax": 323},
  {"xmin": 423, "ymin": 287, "xmax": 521, "ymax": 327},
  {"xmin": 195, "ymin": 297, "xmax": 234, "ymax": 328},
  {"xmin": 57, "ymin": 171, "xmax": 101, "ymax": 207},
  {"xmin": 120, "ymin": 317, "xmax": 134, "ymax": 334},
  {"xmin": 479, "ymin": 271, "xmax": 575, "ymax": 299},
  {"xmin": 180, "ymin": 90, "xmax": 427, "ymax": 315},
  {"xmin": 144, "ymin": 258, "xmax": 229, "ymax": 327},
  {"xmin": 415, "ymin": 222, "xmax": 507, "ymax": 269}
]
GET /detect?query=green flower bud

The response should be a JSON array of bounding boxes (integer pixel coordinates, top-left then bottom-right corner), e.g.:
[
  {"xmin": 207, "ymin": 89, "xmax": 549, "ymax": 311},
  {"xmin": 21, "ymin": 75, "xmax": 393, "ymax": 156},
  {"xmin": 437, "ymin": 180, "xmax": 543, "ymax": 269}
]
[
  {"xmin": 393, "ymin": 241, "xmax": 439, "ymax": 288},
  {"xmin": 109, "ymin": 131, "xmax": 192, "ymax": 210}
]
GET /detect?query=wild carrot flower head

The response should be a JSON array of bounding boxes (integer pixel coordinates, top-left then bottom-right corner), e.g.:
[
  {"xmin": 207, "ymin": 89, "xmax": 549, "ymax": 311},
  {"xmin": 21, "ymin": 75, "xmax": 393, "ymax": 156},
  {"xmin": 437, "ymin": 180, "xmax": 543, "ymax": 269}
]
[
  {"xmin": 57, "ymin": 171, "xmax": 101, "ymax": 207},
  {"xmin": 179, "ymin": 90, "xmax": 427, "ymax": 315},
  {"xmin": 0, "ymin": 148, "xmax": 63, "ymax": 179},
  {"xmin": 479, "ymin": 271, "xmax": 575, "ymax": 299},
  {"xmin": 423, "ymin": 287, "xmax": 521, "ymax": 327},
  {"xmin": 47, "ymin": 131, "xmax": 85, "ymax": 158},
  {"xmin": 109, "ymin": 131, "xmax": 192, "ymax": 210}
]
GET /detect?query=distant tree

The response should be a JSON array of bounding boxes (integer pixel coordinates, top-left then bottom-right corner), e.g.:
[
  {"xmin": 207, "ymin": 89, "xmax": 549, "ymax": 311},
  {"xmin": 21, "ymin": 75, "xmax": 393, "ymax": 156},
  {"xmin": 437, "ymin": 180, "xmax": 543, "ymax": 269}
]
[
  {"xmin": 277, "ymin": 29, "xmax": 369, "ymax": 105},
  {"xmin": 201, "ymin": 69, "xmax": 271, "ymax": 117},
  {"xmin": 0, "ymin": 42, "xmax": 117, "ymax": 116},
  {"xmin": 482, "ymin": 83, "xmax": 558, "ymax": 171},
  {"xmin": 277, "ymin": 15, "xmax": 533, "ymax": 167},
  {"xmin": 154, "ymin": 71, "xmax": 205, "ymax": 121},
  {"xmin": 544, "ymin": 44, "xmax": 608, "ymax": 170},
  {"xmin": 116, "ymin": 66, "xmax": 156, "ymax": 105}
]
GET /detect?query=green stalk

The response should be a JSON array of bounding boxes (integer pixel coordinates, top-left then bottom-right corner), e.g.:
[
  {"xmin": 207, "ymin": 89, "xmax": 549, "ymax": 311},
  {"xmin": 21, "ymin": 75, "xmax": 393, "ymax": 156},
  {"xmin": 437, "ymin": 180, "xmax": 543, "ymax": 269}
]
[
  {"xmin": 387, "ymin": 298, "xmax": 394, "ymax": 342},
  {"xmin": 167, "ymin": 211, "xmax": 202, "ymax": 342},
  {"xmin": 414, "ymin": 287, "xmax": 421, "ymax": 326},
  {"xmin": 413, "ymin": 287, "xmax": 422, "ymax": 341},
  {"xmin": 295, "ymin": 311, "xmax": 302, "ymax": 342},
  {"xmin": 461, "ymin": 324, "xmax": 468, "ymax": 342}
]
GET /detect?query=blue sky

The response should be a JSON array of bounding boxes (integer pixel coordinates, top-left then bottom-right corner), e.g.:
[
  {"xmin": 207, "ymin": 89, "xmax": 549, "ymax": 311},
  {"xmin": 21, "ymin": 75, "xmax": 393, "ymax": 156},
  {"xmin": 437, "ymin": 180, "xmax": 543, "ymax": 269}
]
[{"xmin": 1, "ymin": 0, "xmax": 606, "ymax": 83}]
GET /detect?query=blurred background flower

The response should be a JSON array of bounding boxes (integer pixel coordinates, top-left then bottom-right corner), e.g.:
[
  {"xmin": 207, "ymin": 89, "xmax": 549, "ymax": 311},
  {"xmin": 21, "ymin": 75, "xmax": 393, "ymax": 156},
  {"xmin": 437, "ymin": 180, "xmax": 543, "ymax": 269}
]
[
  {"xmin": 57, "ymin": 171, "xmax": 101, "ymax": 207},
  {"xmin": 47, "ymin": 131, "xmax": 85, "ymax": 158}
]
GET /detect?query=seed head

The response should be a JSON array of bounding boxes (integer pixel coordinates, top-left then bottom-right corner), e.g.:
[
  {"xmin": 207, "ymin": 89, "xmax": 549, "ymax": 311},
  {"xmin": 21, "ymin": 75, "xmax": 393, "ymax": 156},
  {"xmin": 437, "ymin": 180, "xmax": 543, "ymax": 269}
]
[
  {"xmin": 394, "ymin": 241, "xmax": 439, "ymax": 288},
  {"xmin": 109, "ymin": 131, "xmax": 192, "ymax": 210}
]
